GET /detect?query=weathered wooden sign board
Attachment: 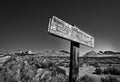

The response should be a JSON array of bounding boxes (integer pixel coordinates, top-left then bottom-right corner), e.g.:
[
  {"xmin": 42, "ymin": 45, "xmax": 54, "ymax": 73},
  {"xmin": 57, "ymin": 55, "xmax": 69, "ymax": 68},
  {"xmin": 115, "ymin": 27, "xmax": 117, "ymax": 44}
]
[
  {"xmin": 48, "ymin": 16, "xmax": 94, "ymax": 82},
  {"xmin": 48, "ymin": 16, "xmax": 94, "ymax": 47}
]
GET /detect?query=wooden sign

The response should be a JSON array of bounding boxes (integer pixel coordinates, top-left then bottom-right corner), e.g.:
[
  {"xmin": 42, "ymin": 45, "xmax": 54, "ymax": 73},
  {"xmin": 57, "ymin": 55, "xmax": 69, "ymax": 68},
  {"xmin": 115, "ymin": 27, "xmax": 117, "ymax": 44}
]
[
  {"xmin": 48, "ymin": 16, "xmax": 94, "ymax": 47},
  {"xmin": 48, "ymin": 16, "xmax": 95, "ymax": 82}
]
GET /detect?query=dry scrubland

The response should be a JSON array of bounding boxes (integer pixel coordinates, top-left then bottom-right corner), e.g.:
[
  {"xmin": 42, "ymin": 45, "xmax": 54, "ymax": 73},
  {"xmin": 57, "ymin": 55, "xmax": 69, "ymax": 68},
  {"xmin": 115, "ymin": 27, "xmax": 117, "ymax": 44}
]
[
  {"xmin": 0, "ymin": 51, "xmax": 120, "ymax": 82},
  {"xmin": 78, "ymin": 57, "xmax": 120, "ymax": 82}
]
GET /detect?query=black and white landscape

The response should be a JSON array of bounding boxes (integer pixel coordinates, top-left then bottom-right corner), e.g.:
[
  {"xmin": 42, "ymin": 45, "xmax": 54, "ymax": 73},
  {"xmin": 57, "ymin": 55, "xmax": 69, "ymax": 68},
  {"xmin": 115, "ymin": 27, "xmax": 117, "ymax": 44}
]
[{"xmin": 1, "ymin": 0, "xmax": 120, "ymax": 82}]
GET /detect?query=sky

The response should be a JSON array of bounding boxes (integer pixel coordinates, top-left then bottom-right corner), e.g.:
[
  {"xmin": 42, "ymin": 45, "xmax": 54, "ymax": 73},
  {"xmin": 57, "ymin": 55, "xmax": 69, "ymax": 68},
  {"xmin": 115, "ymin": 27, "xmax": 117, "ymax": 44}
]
[{"xmin": 0, "ymin": 0, "xmax": 120, "ymax": 54}]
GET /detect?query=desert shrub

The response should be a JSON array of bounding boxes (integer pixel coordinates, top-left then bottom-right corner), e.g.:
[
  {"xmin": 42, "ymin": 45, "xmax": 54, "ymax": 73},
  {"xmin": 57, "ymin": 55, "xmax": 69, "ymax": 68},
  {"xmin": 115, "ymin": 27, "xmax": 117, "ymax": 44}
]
[
  {"xmin": 77, "ymin": 75, "xmax": 95, "ymax": 82},
  {"xmin": 109, "ymin": 67, "xmax": 120, "ymax": 75},
  {"xmin": 0, "ymin": 54, "xmax": 69, "ymax": 82},
  {"xmin": 20, "ymin": 62, "xmax": 37, "ymax": 82},
  {"xmin": 102, "ymin": 67, "xmax": 120, "ymax": 75},
  {"xmin": 103, "ymin": 68, "xmax": 110, "ymax": 74},
  {"xmin": 50, "ymin": 73, "xmax": 69, "ymax": 82},
  {"xmin": 0, "ymin": 56, "xmax": 37, "ymax": 82},
  {"xmin": 38, "ymin": 70, "xmax": 68, "ymax": 82},
  {"xmin": 101, "ymin": 76, "xmax": 119, "ymax": 82},
  {"xmin": 93, "ymin": 66, "xmax": 120, "ymax": 75},
  {"xmin": 94, "ymin": 67, "xmax": 102, "ymax": 74},
  {"xmin": 1, "ymin": 58, "xmax": 20, "ymax": 82}
]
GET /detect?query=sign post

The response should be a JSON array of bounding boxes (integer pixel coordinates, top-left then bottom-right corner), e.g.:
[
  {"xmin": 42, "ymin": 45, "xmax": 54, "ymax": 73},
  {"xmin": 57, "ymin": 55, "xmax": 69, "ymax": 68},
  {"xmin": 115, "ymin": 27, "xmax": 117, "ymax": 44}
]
[
  {"xmin": 69, "ymin": 41, "xmax": 79, "ymax": 82},
  {"xmin": 48, "ymin": 16, "xmax": 94, "ymax": 82}
]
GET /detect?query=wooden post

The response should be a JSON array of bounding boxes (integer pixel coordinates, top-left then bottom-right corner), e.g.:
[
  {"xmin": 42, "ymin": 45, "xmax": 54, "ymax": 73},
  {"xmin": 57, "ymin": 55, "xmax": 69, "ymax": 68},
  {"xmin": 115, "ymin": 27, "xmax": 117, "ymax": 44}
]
[{"xmin": 69, "ymin": 41, "xmax": 79, "ymax": 82}]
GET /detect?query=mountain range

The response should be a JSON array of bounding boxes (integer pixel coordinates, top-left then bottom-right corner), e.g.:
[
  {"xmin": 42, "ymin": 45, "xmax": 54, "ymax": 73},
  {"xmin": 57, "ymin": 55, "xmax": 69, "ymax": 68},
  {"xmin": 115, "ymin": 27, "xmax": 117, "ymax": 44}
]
[{"xmin": 84, "ymin": 51, "xmax": 120, "ymax": 57}]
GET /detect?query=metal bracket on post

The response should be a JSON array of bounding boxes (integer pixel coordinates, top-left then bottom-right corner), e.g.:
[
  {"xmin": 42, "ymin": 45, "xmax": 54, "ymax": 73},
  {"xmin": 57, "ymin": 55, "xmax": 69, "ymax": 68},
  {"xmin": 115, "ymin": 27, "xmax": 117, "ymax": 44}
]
[{"xmin": 69, "ymin": 41, "xmax": 80, "ymax": 82}]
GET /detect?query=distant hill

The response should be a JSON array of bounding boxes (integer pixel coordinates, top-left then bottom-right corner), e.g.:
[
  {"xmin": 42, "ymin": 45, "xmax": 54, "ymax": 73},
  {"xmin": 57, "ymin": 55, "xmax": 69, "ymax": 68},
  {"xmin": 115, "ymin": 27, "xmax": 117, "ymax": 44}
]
[
  {"xmin": 38, "ymin": 50, "xmax": 70, "ymax": 57},
  {"xmin": 103, "ymin": 51, "xmax": 120, "ymax": 55},
  {"xmin": 0, "ymin": 50, "xmax": 13, "ymax": 57},
  {"xmin": 84, "ymin": 51, "xmax": 120, "ymax": 57},
  {"xmin": 59, "ymin": 50, "xmax": 70, "ymax": 54},
  {"xmin": 83, "ymin": 51, "xmax": 98, "ymax": 57},
  {"xmin": 42, "ymin": 50, "xmax": 59, "ymax": 56},
  {"xmin": 59, "ymin": 50, "xmax": 70, "ymax": 56},
  {"xmin": 38, "ymin": 50, "xmax": 120, "ymax": 57}
]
